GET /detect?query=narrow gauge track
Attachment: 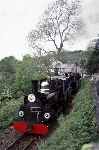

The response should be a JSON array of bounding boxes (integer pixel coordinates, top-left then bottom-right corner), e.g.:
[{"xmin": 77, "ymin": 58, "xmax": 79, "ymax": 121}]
[{"xmin": 7, "ymin": 134, "xmax": 38, "ymax": 150}]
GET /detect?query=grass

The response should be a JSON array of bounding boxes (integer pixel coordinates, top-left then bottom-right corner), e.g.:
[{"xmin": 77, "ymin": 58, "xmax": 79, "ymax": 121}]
[{"xmin": 38, "ymin": 80, "xmax": 97, "ymax": 150}]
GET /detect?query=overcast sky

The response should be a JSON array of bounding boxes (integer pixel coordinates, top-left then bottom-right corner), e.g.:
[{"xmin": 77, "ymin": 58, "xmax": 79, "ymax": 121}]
[{"xmin": 0, "ymin": 0, "xmax": 98, "ymax": 60}]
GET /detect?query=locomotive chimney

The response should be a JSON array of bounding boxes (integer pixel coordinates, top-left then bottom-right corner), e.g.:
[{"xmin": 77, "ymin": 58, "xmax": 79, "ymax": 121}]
[{"xmin": 32, "ymin": 80, "xmax": 39, "ymax": 94}]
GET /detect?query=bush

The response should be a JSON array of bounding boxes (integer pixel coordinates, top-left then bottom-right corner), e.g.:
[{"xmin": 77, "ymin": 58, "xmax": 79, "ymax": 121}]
[
  {"xmin": 38, "ymin": 80, "xmax": 97, "ymax": 150},
  {"xmin": 0, "ymin": 97, "xmax": 23, "ymax": 132}
]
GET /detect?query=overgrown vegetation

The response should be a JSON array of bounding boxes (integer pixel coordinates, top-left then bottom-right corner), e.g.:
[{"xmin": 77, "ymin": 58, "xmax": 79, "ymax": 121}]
[
  {"xmin": 86, "ymin": 37, "xmax": 99, "ymax": 74},
  {"xmin": 38, "ymin": 80, "xmax": 97, "ymax": 150},
  {"xmin": 87, "ymin": 48, "xmax": 99, "ymax": 74},
  {"xmin": 0, "ymin": 97, "xmax": 23, "ymax": 132}
]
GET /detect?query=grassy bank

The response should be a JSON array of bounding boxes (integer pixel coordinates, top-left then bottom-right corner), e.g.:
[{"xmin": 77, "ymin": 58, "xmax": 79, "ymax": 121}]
[
  {"xmin": 38, "ymin": 80, "xmax": 97, "ymax": 150},
  {"xmin": 0, "ymin": 97, "xmax": 23, "ymax": 132}
]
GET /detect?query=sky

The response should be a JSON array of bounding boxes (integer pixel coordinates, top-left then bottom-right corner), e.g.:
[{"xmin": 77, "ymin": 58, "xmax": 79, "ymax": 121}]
[
  {"xmin": 0, "ymin": 0, "xmax": 52, "ymax": 60},
  {"xmin": 0, "ymin": 0, "xmax": 99, "ymax": 60}
]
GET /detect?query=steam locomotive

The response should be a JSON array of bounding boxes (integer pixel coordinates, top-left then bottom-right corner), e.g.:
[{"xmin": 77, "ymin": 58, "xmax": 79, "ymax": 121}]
[{"xmin": 12, "ymin": 72, "xmax": 81, "ymax": 135}]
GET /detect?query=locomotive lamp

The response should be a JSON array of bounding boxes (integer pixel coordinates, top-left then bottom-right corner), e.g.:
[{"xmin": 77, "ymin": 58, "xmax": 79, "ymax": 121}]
[
  {"xmin": 19, "ymin": 110, "xmax": 24, "ymax": 117},
  {"xmin": 28, "ymin": 94, "xmax": 36, "ymax": 102},
  {"xmin": 44, "ymin": 113, "xmax": 51, "ymax": 119}
]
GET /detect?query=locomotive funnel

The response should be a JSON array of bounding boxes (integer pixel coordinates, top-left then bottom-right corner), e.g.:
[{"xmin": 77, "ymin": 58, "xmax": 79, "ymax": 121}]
[{"xmin": 32, "ymin": 80, "xmax": 39, "ymax": 94}]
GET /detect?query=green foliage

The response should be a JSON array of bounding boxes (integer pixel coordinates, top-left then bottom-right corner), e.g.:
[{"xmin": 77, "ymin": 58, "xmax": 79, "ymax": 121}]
[
  {"xmin": 58, "ymin": 50, "xmax": 91, "ymax": 66},
  {"xmin": 81, "ymin": 144, "xmax": 93, "ymax": 150},
  {"xmin": 87, "ymin": 48, "xmax": 99, "ymax": 74},
  {"xmin": 59, "ymin": 50, "xmax": 82, "ymax": 63},
  {"xmin": 0, "ymin": 56, "xmax": 17, "ymax": 99},
  {"xmin": 15, "ymin": 55, "xmax": 47, "ymax": 94},
  {"xmin": 0, "ymin": 56, "xmax": 17, "ymax": 74},
  {"xmin": 38, "ymin": 80, "xmax": 97, "ymax": 150},
  {"xmin": 0, "ymin": 97, "xmax": 23, "ymax": 132},
  {"xmin": 15, "ymin": 55, "xmax": 34, "ymax": 94}
]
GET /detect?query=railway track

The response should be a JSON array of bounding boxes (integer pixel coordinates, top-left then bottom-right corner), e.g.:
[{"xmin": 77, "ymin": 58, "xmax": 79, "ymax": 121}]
[{"xmin": 7, "ymin": 134, "xmax": 38, "ymax": 150}]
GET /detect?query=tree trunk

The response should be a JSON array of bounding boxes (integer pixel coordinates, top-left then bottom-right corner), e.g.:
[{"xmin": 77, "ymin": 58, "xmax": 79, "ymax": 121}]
[{"xmin": 57, "ymin": 50, "xmax": 61, "ymax": 61}]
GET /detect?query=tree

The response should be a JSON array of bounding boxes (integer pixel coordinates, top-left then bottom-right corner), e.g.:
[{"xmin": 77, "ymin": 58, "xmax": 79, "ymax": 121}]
[
  {"xmin": 28, "ymin": 0, "xmax": 81, "ymax": 60},
  {"xmin": 86, "ymin": 36, "xmax": 99, "ymax": 74},
  {"xmin": 15, "ymin": 55, "xmax": 47, "ymax": 95},
  {"xmin": 79, "ymin": 51, "xmax": 88, "ymax": 74},
  {"xmin": 87, "ymin": 49, "xmax": 99, "ymax": 74},
  {"xmin": 0, "ymin": 56, "xmax": 17, "ymax": 78},
  {"xmin": 0, "ymin": 56, "xmax": 17, "ymax": 100}
]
